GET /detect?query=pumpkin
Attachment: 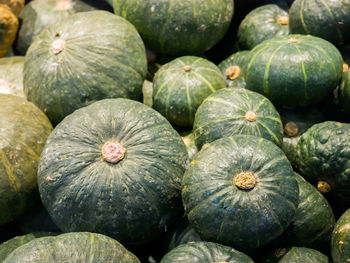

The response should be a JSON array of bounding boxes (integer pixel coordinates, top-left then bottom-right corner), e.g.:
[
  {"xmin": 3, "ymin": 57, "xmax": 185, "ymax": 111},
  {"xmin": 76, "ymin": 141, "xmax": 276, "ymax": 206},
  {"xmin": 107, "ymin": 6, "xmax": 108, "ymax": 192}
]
[
  {"xmin": 263, "ymin": 247, "xmax": 329, "ymax": 263},
  {"xmin": 181, "ymin": 132, "xmax": 198, "ymax": 163},
  {"xmin": 245, "ymin": 35, "xmax": 343, "ymax": 107},
  {"xmin": 182, "ymin": 135, "xmax": 298, "ymax": 250},
  {"xmin": 0, "ymin": 4, "xmax": 18, "ymax": 57},
  {"xmin": 237, "ymin": 4, "xmax": 289, "ymax": 50},
  {"xmin": 152, "ymin": 56, "xmax": 226, "ymax": 128},
  {"xmin": 340, "ymin": 69, "xmax": 350, "ymax": 115},
  {"xmin": 38, "ymin": 98, "xmax": 188, "ymax": 245},
  {"xmin": 193, "ymin": 88, "xmax": 283, "ymax": 150},
  {"xmin": 166, "ymin": 221, "xmax": 202, "ymax": 252},
  {"xmin": 331, "ymin": 209, "xmax": 350, "ymax": 263},
  {"xmin": 112, "ymin": 0, "xmax": 234, "ymax": 56},
  {"xmin": 0, "ymin": 94, "xmax": 53, "ymax": 226},
  {"xmin": 142, "ymin": 80, "xmax": 153, "ymax": 107},
  {"xmin": 23, "ymin": 10, "xmax": 147, "ymax": 126},
  {"xmin": 0, "ymin": 56, "xmax": 25, "ymax": 97}
]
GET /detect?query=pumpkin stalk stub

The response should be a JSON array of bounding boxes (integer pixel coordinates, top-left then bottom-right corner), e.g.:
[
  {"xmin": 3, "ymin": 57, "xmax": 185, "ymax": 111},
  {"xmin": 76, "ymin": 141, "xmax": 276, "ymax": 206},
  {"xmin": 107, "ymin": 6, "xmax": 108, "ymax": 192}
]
[
  {"xmin": 102, "ymin": 141, "xmax": 126, "ymax": 164},
  {"xmin": 225, "ymin": 66, "xmax": 241, "ymax": 80},
  {"xmin": 234, "ymin": 171, "xmax": 257, "ymax": 190},
  {"xmin": 317, "ymin": 180, "xmax": 331, "ymax": 194},
  {"xmin": 343, "ymin": 63, "xmax": 349, "ymax": 73},
  {"xmin": 184, "ymin": 65, "xmax": 192, "ymax": 72},
  {"xmin": 245, "ymin": 111, "xmax": 257, "ymax": 122},
  {"xmin": 288, "ymin": 38, "xmax": 298, "ymax": 44},
  {"xmin": 277, "ymin": 16, "xmax": 289, "ymax": 25},
  {"xmin": 284, "ymin": 121, "xmax": 299, "ymax": 137},
  {"xmin": 52, "ymin": 39, "xmax": 66, "ymax": 55}
]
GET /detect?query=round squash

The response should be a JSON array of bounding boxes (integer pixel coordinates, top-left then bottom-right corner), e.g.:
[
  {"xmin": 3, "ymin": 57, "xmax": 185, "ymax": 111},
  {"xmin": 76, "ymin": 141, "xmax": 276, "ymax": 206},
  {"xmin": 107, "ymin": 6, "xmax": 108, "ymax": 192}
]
[
  {"xmin": 289, "ymin": 0, "xmax": 350, "ymax": 45},
  {"xmin": 0, "ymin": 0, "xmax": 24, "ymax": 16},
  {"xmin": 263, "ymin": 247, "xmax": 329, "ymax": 263},
  {"xmin": 38, "ymin": 98, "xmax": 188, "ymax": 245},
  {"xmin": 331, "ymin": 209, "xmax": 350, "ymax": 263},
  {"xmin": 193, "ymin": 88, "xmax": 283, "ymax": 150},
  {"xmin": 0, "ymin": 94, "xmax": 53, "ymax": 226},
  {"xmin": 3, "ymin": 232, "xmax": 140, "ymax": 263},
  {"xmin": 160, "ymin": 241, "xmax": 253, "ymax": 263},
  {"xmin": 340, "ymin": 69, "xmax": 350, "ymax": 115},
  {"xmin": 237, "ymin": 4, "xmax": 289, "ymax": 50},
  {"xmin": 152, "ymin": 56, "xmax": 226, "ymax": 127},
  {"xmin": 245, "ymin": 35, "xmax": 343, "ymax": 107},
  {"xmin": 112, "ymin": 0, "xmax": 234, "ymax": 56},
  {"xmin": 0, "ymin": 4, "xmax": 18, "ymax": 57},
  {"xmin": 0, "ymin": 56, "xmax": 25, "ymax": 97},
  {"xmin": 23, "ymin": 10, "xmax": 147, "ymax": 126},
  {"xmin": 182, "ymin": 135, "xmax": 299, "ymax": 250}
]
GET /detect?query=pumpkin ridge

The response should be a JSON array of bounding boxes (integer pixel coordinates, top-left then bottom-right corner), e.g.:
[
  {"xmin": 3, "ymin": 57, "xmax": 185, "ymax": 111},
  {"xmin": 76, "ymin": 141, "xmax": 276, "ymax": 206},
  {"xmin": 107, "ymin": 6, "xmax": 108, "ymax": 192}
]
[{"xmin": 263, "ymin": 44, "xmax": 284, "ymax": 95}]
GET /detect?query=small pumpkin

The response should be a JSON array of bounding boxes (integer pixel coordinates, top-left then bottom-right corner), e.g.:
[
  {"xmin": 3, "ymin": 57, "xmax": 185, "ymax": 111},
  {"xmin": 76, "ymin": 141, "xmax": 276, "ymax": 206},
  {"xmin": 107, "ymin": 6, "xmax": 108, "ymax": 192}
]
[
  {"xmin": 0, "ymin": 56, "xmax": 25, "ymax": 97},
  {"xmin": 0, "ymin": 4, "xmax": 18, "ymax": 57},
  {"xmin": 331, "ymin": 209, "xmax": 350, "ymax": 263}
]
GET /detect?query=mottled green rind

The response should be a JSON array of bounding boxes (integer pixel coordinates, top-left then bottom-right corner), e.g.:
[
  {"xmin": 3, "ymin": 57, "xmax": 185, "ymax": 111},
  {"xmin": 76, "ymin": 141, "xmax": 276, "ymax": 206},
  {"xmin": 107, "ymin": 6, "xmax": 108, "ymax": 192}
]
[
  {"xmin": 167, "ymin": 224, "xmax": 201, "ymax": 252},
  {"xmin": 142, "ymin": 80, "xmax": 153, "ymax": 107},
  {"xmin": 296, "ymin": 121, "xmax": 350, "ymax": 203},
  {"xmin": 289, "ymin": 0, "xmax": 350, "ymax": 45},
  {"xmin": 112, "ymin": 0, "xmax": 234, "ymax": 56},
  {"xmin": 218, "ymin": 51, "xmax": 249, "ymax": 89},
  {"xmin": 331, "ymin": 209, "xmax": 350, "ymax": 263},
  {"xmin": 340, "ymin": 69, "xmax": 350, "ymax": 115},
  {"xmin": 181, "ymin": 132, "xmax": 198, "ymax": 163},
  {"xmin": 193, "ymin": 88, "xmax": 283, "ymax": 150},
  {"xmin": 153, "ymin": 56, "xmax": 226, "ymax": 127},
  {"xmin": 182, "ymin": 135, "xmax": 298, "ymax": 250},
  {"xmin": 0, "ymin": 56, "xmax": 25, "ymax": 97},
  {"xmin": 16, "ymin": 0, "xmax": 94, "ymax": 55},
  {"xmin": 0, "ymin": 94, "xmax": 53, "ymax": 226},
  {"xmin": 38, "ymin": 99, "xmax": 188, "ymax": 245},
  {"xmin": 237, "ymin": 4, "xmax": 289, "ymax": 50},
  {"xmin": 245, "ymin": 34, "xmax": 343, "ymax": 107},
  {"xmin": 161, "ymin": 241, "xmax": 253, "ymax": 263},
  {"xmin": 3, "ymin": 232, "xmax": 140, "ymax": 263},
  {"xmin": 263, "ymin": 247, "xmax": 329, "ymax": 263}
]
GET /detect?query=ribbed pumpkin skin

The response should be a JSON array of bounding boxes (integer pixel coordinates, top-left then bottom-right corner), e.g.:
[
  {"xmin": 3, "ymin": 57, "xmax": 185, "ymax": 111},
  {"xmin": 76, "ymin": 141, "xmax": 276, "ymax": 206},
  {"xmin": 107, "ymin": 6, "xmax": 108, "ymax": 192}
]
[
  {"xmin": 3, "ymin": 232, "xmax": 140, "ymax": 263},
  {"xmin": 193, "ymin": 88, "xmax": 283, "ymax": 150},
  {"xmin": 245, "ymin": 35, "xmax": 343, "ymax": 107},
  {"xmin": 182, "ymin": 135, "xmax": 299, "ymax": 250},
  {"xmin": 289, "ymin": 0, "xmax": 350, "ymax": 45},
  {"xmin": 112, "ymin": 0, "xmax": 234, "ymax": 56},
  {"xmin": 296, "ymin": 121, "xmax": 350, "ymax": 203},
  {"xmin": 264, "ymin": 247, "xmax": 329, "ymax": 263},
  {"xmin": 331, "ymin": 209, "xmax": 350, "ymax": 263},
  {"xmin": 38, "ymin": 99, "xmax": 188, "ymax": 245},
  {"xmin": 161, "ymin": 242, "xmax": 253, "ymax": 263},
  {"xmin": 153, "ymin": 56, "xmax": 226, "ymax": 127},
  {"xmin": 24, "ymin": 11, "xmax": 147, "ymax": 126},
  {"xmin": 16, "ymin": 0, "xmax": 94, "ymax": 55},
  {"xmin": 340, "ymin": 69, "xmax": 350, "ymax": 115},
  {"xmin": 0, "ymin": 0, "xmax": 24, "ymax": 16},
  {"xmin": 0, "ymin": 95, "xmax": 53, "ymax": 226},
  {"xmin": 0, "ymin": 4, "xmax": 18, "ymax": 57},
  {"xmin": 237, "ymin": 4, "xmax": 289, "ymax": 50},
  {"xmin": 0, "ymin": 56, "xmax": 24, "ymax": 97}
]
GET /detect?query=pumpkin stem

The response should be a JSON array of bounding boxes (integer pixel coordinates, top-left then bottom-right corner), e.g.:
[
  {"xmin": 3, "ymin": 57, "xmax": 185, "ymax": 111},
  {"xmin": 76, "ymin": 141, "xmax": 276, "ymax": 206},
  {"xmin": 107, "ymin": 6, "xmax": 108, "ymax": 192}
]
[
  {"xmin": 317, "ymin": 181, "xmax": 331, "ymax": 194},
  {"xmin": 184, "ymin": 65, "xmax": 192, "ymax": 72},
  {"xmin": 52, "ymin": 39, "xmax": 66, "ymax": 55},
  {"xmin": 284, "ymin": 121, "xmax": 299, "ymax": 137},
  {"xmin": 56, "ymin": 0, "xmax": 73, "ymax": 10},
  {"xmin": 277, "ymin": 16, "xmax": 289, "ymax": 25},
  {"xmin": 288, "ymin": 38, "xmax": 299, "ymax": 44},
  {"xmin": 245, "ymin": 111, "xmax": 257, "ymax": 122},
  {"xmin": 343, "ymin": 62, "xmax": 349, "ymax": 73},
  {"xmin": 102, "ymin": 141, "xmax": 126, "ymax": 164},
  {"xmin": 181, "ymin": 136, "xmax": 191, "ymax": 147},
  {"xmin": 225, "ymin": 66, "xmax": 241, "ymax": 80},
  {"xmin": 234, "ymin": 172, "xmax": 257, "ymax": 190}
]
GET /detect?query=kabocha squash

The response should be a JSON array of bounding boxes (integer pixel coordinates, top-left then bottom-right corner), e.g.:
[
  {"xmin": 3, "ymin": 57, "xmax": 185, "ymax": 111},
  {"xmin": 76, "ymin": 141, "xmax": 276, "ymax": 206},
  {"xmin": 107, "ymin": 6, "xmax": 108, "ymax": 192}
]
[
  {"xmin": 182, "ymin": 135, "xmax": 299, "ymax": 250},
  {"xmin": 3, "ymin": 232, "xmax": 140, "ymax": 263},
  {"xmin": 331, "ymin": 209, "xmax": 350, "ymax": 263},
  {"xmin": 0, "ymin": 56, "xmax": 25, "ymax": 97},
  {"xmin": 142, "ymin": 80, "xmax": 153, "ymax": 107},
  {"xmin": 160, "ymin": 242, "xmax": 253, "ymax": 263},
  {"xmin": 166, "ymin": 221, "xmax": 202, "ymax": 252},
  {"xmin": 289, "ymin": 0, "xmax": 350, "ymax": 45},
  {"xmin": 38, "ymin": 99, "xmax": 188, "ymax": 245},
  {"xmin": 181, "ymin": 132, "xmax": 198, "ymax": 163},
  {"xmin": 263, "ymin": 247, "xmax": 329, "ymax": 263},
  {"xmin": 112, "ymin": 0, "xmax": 234, "ymax": 56},
  {"xmin": 0, "ymin": 95, "xmax": 53, "ymax": 226},
  {"xmin": 340, "ymin": 69, "xmax": 350, "ymax": 115},
  {"xmin": 0, "ymin": 0, "xmax": 24, "ymax": 16},
  {"xmin": 193, "ymin": 88, "xmax": 283, "ymax": 150},
  {"xmin": 296, "ymin": 121, "xmax": 350, "ymax": 203},
  {"xmin": 152, "ymin": 56, "xmax": 226, "ymax": 127},
  {"xmin": 237, "ymin": 4, "xmax": 289, "ymax": 50},
  {"xmin": 24, "ymin": 11, "xmax": 147, "ymax": 126},
  {"xmin": 0, "ymin": 4, "xmax": 18, "ymax": 57}
]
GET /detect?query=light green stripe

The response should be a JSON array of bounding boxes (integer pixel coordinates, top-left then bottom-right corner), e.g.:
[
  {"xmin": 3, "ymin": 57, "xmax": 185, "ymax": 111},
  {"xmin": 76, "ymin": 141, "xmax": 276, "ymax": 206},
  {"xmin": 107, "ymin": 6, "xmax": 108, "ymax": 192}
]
[
  {"xmin": 246, "ymin": 44, "xmax": 272, "ymax": 72},
  {"xmin": 257, "ymin": 120, "xmax": 280, "ymax": 145},
  {"xmin": 0, "ymin": 149, "xmax": 21, "ymax": 192},
  {"xmin": 204, "ymin": 97, "xmax": 245, "ymax": 111},
  {"xmin": 192, "ymin": 71, "xmax": 216, "ymax": 93},
  {"xmin": 319, "ymin": 0, "xmax": 343, "ymax": 42},
  {"xmin": 300, "ymin": 0, "xmax": 309, "ymax": 34},
  {"xmin": 294, "ymin": 44, "xmax": 308, "ymax": 102},
  {"xmin": 263, "ymin": 44, "xmax": 284, "ymax": 95},
  {"xmin": 194, "ymin": 116, "xmax": 243, "ymax": 132},
  {"xmin": 186, "ymin": 74, "xmax": 193, "ymax": 124}
]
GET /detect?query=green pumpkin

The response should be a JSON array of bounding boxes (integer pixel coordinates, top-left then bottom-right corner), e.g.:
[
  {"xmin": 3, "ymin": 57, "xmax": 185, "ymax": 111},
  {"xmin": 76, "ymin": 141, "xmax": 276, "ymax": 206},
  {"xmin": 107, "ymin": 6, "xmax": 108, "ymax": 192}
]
[
  {"xmin": 289, "ymin": 0, "xmax": 350, "ymax": 45},
  {"xmin": 296, "ymin": 121, "xmax": 350, "ymax": 203},
  {"xmin": 181, "ymin": 132, "xmax": 198, "ymax": 163},
  {"xmin": 193, "ymin": 88, "xmax": 283, "ymax": 150},
  {"xmin": 38, "ymin": 99, "xmax": 188, "ymax": 245},
  {"xmin": 3, "ymin": 232, "xmax": 140, "ymax": 263},
  {"xmin": 23, "ymin": 11, "xmax": 147, "ymax": 126},
  {"xmin": 161, "ymin": 241, "xmax": 253, "ymax": 263},
  {"xmin": 340, "ymin": 69, "xmax": 350, "ymax": 115},
  {"xmin": 142, "ymin": 80, "xmax": 153, "ymax": 107},
  {"xmin": 237, "ymin": 4, "xmax": 289, "ymax": 50},
  {"xmin": 112, "ymin": 0, "xmax": 234, "ymax": 56},
  {"xmin": 182, "ymin": 135, "xmax": 298, "ymax": 250},
  {"xmin": 0, "ymin": 94, "xmax": 53, "ymax": 226},
  {"xmin": 245, "ymin": 35, "xmax": 343, "ymax": 107},
  {"xmin": 331, "ymin": 209, "xmax": 350, "ymax": 263},
  {"xmin": 0, "ymin": 56, "xmax": 24, "ymax": 97},
  {"xmin": 152, "ymin": 56, "xmax": 226, "ymax": 127},
  {"xmin": 263, "ymin": 247, "xmax": 329, "ymax": 263}
]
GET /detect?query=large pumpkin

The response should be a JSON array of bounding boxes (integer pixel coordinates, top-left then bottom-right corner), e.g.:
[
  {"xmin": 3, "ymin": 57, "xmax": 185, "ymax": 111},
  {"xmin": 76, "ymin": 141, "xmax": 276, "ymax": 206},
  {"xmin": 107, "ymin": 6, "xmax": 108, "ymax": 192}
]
[{"xmin": 0, "ymin": 56, "xmax": 25, "ymax": 97}]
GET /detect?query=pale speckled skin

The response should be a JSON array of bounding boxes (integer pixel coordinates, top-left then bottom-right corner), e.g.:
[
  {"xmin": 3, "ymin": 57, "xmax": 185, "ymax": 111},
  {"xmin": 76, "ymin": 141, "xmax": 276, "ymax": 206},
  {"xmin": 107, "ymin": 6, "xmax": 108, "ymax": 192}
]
[
  {"xmin": 38, "ymin": 99, "xmax": 188, "ymax": 246},
  {"xmin": 113, "ymin": 0, "xmax": 234, "ymax": 56},
  {"xmin": 23, "ymin": 11, "xmax": 148, "ymax": 126},
  {"xmin": 0, "ymin": 56, "xmax": 24, "ymax": 97},
  {"xmin": 331, "ymin": 209, "xmax": 350, "ymax": 263},
  {"xmin": 3, "ymin": 232, "xmax": 140, "ymax": 263}
]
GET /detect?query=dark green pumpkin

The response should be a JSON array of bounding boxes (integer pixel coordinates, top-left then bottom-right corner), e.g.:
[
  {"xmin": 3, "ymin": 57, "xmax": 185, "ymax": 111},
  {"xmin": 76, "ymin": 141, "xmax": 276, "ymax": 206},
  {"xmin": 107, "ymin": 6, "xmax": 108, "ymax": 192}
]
[
  {"xmin": 112, "ymin": 0, "xmax": 234, "ymax": 56},
  {"xmin": 23, "ymin": 11, "xmax": 147, "ymax": 126},
  {"xmin": 263, "ymin": 247, "xmax": 329, "ymax": 263},
  {"xmin": 331, "ymin": 209, "xmax": 350, "ymax": 263},
  {"xmin": 160, "ymin": 241, "xmax": 253, "ymax": 263},
  {"xmin": 38, "ymin": 98, "xmax": 188, "ymax": 245},
  {"xmin": 3, "ymin": 232, "xmax": 140, "ymax": 263},
  {"xmin": 0, "ymin": 94, "xmax": 53, "ymax": 226},
  {"xmin": 152, "ymin": 56, "xmax": 226, "ymax": 127},
  {"xmin": 0, "ymin": 56, "xmax": 24, "ymax": 97},
  {"xmin": 340, "ymin": 69, "xmax": 350, "ymax": 115},
  {"xmin": 245, "ymin": 35, "xmax": 343, "ymax": 107},
  {"xmin": 193, "ymin": 88, "xmax": 283, "ymax": 150},
  {"xmin": 289, "ymin": 0, "xmax": 350, "ymax": 45},
  {"xmin": 237, "ymin": 4, "xmax": 289, "ymax": 50},
  {"xmin": 182, "ymin": 135, "xmax": 299, "ymax": 250}
]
